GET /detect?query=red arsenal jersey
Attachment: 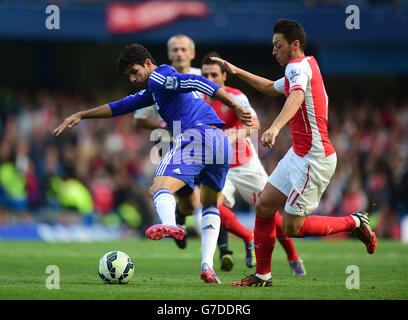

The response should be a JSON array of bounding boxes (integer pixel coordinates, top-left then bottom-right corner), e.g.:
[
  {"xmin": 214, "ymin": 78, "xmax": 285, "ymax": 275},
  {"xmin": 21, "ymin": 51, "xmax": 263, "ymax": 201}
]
[
  {"xmin": 284, "ymin": 56, "xmax": 335, "ymax": 157},
  {"xmin": 204, "ymin": 87, "xmax": 257, "ymax": 167}
]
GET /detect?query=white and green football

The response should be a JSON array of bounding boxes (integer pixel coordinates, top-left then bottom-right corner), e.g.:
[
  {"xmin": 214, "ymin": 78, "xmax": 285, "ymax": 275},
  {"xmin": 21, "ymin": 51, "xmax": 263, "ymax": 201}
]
[{"xmin": 98, "ymin": 251, "xmax": 134, "ymax": 284}]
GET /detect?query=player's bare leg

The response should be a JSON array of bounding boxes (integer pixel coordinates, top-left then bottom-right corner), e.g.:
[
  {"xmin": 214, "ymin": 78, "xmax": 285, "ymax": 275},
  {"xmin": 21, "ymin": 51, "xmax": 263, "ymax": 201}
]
[
  {"xmin": 145, "ymin": 176, "xmax": 187, "ymax": 241},
  {"xmin": 178, "ymin": 187, "xmax": 201, "ymax": 216},
  {"xmin": 199, "ymin": 184, "xmax": 222, "ymax": 284},
  {"xmin": 174, "ymin": 187, "xmax": 201, "ymax": 249},
  {"xmin": 281, "ymin": 212, "xmax": 305, "ymax": 236},
  {"xmin": 149, "ymin": 175, "xmax": 187, "ymax": 195}
]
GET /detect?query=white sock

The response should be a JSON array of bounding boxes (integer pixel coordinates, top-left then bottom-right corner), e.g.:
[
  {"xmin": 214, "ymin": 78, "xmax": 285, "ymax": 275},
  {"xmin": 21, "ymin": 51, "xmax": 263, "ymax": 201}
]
[
  {"xmin": 352, "ymin": 215, "xmax": 360, "ymax": 228},
  {"xmin": 152, "ymin": 189, "xmax": 176, "ymax": 226},
  {"xmin": 201, "ymin": 206, "xmax": 220, "ymax": 269},
  {"xmin": 255, "ymin": 273, "xmax": 272, "ymax": 281}
]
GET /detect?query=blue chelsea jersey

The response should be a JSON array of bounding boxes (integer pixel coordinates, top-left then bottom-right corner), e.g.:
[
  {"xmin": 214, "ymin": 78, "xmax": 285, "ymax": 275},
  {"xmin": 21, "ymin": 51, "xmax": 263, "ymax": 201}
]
[{"xmin": 108, "ymin": 64, "xmax": 225, "ymax": 133}]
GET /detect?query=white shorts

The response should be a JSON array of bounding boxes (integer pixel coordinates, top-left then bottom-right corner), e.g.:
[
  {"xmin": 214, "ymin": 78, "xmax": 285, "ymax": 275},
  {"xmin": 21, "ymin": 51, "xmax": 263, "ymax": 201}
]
[
  {"xmin": 267, "ymin": 147, "xmax": 337, "ymax": 217},
  {"xmin": 222, "ymin": 155, "xmax": 268, "ymax": 208}
]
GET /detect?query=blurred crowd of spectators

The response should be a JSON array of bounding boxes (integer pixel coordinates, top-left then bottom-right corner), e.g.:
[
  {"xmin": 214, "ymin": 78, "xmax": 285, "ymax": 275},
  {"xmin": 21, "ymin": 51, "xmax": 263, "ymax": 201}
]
[
  {"xmin": 1, "ymin": 87, "xmax": 407, "ymax": 239},
  {"xmin": 0, "ymin": 87, "xmax": 156, "ymax": 233}
]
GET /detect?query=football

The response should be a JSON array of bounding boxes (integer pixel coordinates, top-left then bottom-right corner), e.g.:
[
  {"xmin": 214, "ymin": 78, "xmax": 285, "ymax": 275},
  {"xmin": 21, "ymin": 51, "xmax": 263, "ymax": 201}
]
[{"xmin": 98, "ymin": 251, "xmax": 135, "ymax": 284}]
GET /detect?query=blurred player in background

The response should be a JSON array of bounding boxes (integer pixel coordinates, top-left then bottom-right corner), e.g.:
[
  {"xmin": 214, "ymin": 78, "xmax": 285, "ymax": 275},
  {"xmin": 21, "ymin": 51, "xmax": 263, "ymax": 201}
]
[
  {"xmin": 202, "ymin": 52, "xmax": 305, "ymax": 276},
  {"xmin": 53, "ymin": 43, "xmax": 254, "ymax": 284},
  {"xmin": 133, "ymin": 34, "xmax": 239, "ymax": 272},
  {"xmin": 212, "ymin": 18, "xmax": 377, "ymax": 287}
]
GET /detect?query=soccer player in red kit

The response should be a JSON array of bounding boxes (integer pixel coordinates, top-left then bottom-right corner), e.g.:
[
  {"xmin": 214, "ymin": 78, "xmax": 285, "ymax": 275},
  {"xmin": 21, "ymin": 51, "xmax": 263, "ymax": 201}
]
[
  {"xmin": 212, "ymin": 19, "xmax": 377, "ymax": 287},
  {"xmin": 201, "ymin": 52, "xmax": 306, "ymax": 276}
]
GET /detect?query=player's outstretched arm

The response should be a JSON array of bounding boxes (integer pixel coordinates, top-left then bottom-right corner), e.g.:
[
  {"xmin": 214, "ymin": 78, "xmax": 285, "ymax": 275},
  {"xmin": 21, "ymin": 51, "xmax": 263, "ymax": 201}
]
[
  {"xmin": 54, "ymin": 90, "xmax": 154, "ymax": 136},
  {"xmin": 53, "ymin": 104, "xmax": 112, "ymax": 136},
  {"xmin": 165, "ymin": 71, "xmax": 253, "ymax": 127},
  {"xmin": 213, "ymin": 88, "xmax": 253, "ymax": 127},
  {"xmin": 210, "ymin": 57, "xmax": 282, "ymax": 97},
  {"xmin": 225, "ymin": 118, "xmax": 260, "ymax": 145},
  {"xmin": 261, "ymin": 89, "xmax": 304, "ymax": 148}
]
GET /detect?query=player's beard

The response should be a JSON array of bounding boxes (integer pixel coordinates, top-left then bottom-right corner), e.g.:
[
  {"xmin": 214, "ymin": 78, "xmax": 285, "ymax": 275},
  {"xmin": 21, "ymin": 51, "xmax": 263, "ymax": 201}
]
[
  {"xmin": 139, "ymin": 68, "xmax": 152, "ymax": 89},
  {"xmin": 133, "ymin": 77, "xmax": 149, "ymax": 90},
  {"xmin": 276, "ymin": 50, "xmax": 291, "ymax": 67}
]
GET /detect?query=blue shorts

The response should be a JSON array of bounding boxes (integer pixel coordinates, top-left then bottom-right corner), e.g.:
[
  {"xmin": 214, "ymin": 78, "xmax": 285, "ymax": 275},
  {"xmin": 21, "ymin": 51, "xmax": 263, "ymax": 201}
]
[{"xmin": 155, "ymin": 124, "xmax": 233, "ymax": 192}]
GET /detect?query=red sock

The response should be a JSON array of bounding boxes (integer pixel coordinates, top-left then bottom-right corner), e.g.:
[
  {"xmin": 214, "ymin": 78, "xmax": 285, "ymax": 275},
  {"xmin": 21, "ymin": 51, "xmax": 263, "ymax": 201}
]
[
  {"xmin": 254, "ymin": 215, "xmax": 276, "ymax": 275},
  {"xmin": 298, "ymin": 215, "xmax": 356, "ymax": 237},
  {"xmin": 219, "ymin": 205, "xmax": 253, "ymax": 243},
  {"xmin": 275, "ymin": 212, "xmax": 299, "ymax": 262}
]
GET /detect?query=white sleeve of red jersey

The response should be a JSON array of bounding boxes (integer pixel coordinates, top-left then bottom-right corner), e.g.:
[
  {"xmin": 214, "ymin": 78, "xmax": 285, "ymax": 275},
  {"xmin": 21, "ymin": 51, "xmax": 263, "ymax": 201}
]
[
  {"xmin": 285, "ymin": 62, "xmax": 311, "ymax": 93},
  {"xmin": 231, "ymin": 92, "xmax": 258, "ymax": 118},
  {"xmin": 273, "ymin": 77, "xmax": 285, "ymax": 94}
]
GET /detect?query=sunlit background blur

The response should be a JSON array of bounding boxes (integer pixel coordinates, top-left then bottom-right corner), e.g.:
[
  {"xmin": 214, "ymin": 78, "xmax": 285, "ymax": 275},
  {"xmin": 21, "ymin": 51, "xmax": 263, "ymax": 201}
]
[{"xmin": 1, "ymin": 0, "xmax": 408, "ymax": 242}]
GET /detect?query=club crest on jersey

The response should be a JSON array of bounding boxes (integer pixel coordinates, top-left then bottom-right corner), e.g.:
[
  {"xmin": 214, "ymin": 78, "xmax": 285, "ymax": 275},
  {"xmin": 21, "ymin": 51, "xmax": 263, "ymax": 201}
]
[
  {"xmin": 221, "ymin": 106, "xmax": 229, "ymax": 114},
  {"xmin": 165, "ymin": 76, "xmax": 178, "ymax": 90}
]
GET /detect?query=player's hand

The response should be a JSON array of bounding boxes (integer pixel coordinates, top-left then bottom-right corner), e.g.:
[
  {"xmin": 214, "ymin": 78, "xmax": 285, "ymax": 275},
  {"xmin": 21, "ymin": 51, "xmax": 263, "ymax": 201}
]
[
  {"xmin": 261, "ymin": 125, "xmax": 280, "ymax": 148},
  {"xmin": 233, "ymin": 105, "xmax": 253, "ymax": 127},
  {"xmin": 209, "ymin": 57, "xmax": 238, "ymax": 75},
  {"xmin": 53, "ymin": 112, "xmax": 82, "ymax": 136}
]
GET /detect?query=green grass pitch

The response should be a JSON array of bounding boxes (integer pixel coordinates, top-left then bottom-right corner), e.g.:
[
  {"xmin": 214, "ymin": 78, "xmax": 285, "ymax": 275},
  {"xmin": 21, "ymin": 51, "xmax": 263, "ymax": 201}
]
[{"xmin": 0, "ymin": 237, "xmax": 407, "ymax": 300}]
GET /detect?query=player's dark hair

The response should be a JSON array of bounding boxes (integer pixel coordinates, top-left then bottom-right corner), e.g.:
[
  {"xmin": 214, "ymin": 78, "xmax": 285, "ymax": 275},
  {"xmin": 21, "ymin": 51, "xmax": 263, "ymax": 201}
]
[
  {"xmin": 201, "ymin": 51, "xmax": 227, "ymax": 74},
  {"xmin": 117, "ymin": 43, "xmax": 157, "ymax": 73},
  {"xmin": 273, "ymin": 19, "xmax": 306, "ymax": 51}
]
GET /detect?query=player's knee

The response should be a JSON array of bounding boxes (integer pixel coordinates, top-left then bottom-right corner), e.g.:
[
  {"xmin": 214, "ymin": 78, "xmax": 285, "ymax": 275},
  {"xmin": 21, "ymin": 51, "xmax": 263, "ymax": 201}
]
[
  {"xmin": 148, "ymin": 185, "xmax": 160, "ymax": 197},
  {"xmin": 255, "ymin": 198, "xmax": 276, "ymax": 218}
]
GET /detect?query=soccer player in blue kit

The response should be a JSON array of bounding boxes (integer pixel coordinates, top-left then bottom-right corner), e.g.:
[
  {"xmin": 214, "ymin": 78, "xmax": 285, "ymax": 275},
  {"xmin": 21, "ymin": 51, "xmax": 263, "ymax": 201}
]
[{"xmin": 53, "ymin": 44, "xmax": 253, "ymax": 284}]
